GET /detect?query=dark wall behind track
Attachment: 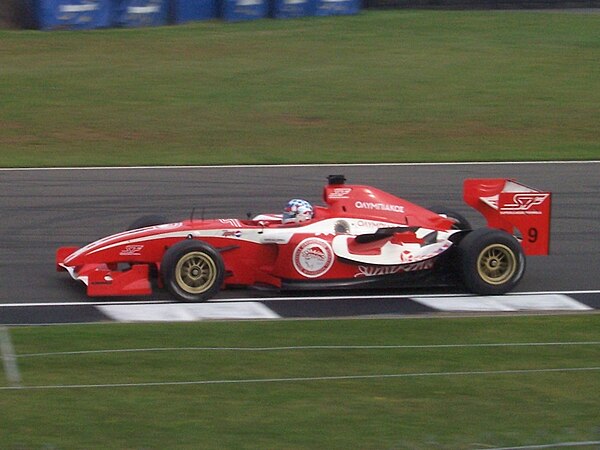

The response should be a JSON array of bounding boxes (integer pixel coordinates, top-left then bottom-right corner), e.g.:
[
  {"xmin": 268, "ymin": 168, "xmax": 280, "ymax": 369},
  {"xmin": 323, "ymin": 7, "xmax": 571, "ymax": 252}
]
[
  {"xmin": 1, "ymin": 0, "xmax": 17, "ymax": 28},
  {"xmin": 2, "ymin": 0, "xmax": 39, "ymax": 29},
  {"xmin": 365, "ymin": 0, "xmax": 600, "ymax": 9}
]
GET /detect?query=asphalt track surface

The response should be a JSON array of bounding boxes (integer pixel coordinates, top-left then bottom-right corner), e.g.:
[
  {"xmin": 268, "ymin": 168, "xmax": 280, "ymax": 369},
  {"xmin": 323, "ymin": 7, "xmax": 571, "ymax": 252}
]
[{"xmin": 1, "ymin": 162, "xmax": 599, "ymax": 307}]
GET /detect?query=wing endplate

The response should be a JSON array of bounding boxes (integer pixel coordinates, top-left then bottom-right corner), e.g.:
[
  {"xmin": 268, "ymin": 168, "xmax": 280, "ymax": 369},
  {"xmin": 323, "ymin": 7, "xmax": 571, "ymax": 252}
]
[{"xmin": 464, "ymin": 178, "xmax": 552, "ymax": 255}]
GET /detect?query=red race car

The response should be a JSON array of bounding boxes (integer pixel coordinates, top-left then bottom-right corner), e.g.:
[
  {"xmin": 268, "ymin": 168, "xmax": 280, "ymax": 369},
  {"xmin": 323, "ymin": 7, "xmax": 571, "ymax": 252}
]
[{"xmin": 56, "ymin": 175, "xmax": 551, "ymax": 301}]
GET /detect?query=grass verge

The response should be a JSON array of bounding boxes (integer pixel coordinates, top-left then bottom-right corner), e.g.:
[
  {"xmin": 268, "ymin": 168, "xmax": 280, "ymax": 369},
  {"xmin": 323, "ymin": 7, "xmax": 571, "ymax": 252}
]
[
  {"xmin": 2, "ymin": 314, "xmax": 599, "ymax": 448},
  {"xmin": 1, "ymin": 10, "xmax": 599, "ymax": 167}
]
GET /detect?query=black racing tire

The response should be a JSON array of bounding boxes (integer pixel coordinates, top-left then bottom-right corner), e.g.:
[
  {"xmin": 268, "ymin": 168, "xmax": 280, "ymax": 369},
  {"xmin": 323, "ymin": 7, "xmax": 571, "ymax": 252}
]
[
  {"xmin": 161, "ymin": 240, "xmax": 225, "ymax": 302},
  {"xmin": 429, "ymin": 206, "xmax": 472, "ymax": 230},
  {"xmin": 457, "ymin": 228, "xmax": 525, "ymax": 295},
  {"xmin": 127, "ymin": 215, "xmax": 168, "ymax": 231}
]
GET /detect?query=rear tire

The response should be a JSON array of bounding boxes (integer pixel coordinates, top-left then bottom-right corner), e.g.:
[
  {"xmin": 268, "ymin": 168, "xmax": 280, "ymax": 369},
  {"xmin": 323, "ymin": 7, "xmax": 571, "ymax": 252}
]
[
  {"xmin": 429, "ymin": 206, "xmax": 471, "ymax": 230},
  {"xmin": 457, "ymin": 228, "xmax": 525, "ymax": 295},
  {"xmin": 161, "ymin": 240, "xmax": 224, "ymax": 302}
]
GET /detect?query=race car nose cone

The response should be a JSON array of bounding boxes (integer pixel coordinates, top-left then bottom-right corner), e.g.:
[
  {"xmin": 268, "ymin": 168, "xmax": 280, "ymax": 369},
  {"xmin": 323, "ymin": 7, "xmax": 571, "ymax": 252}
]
[{"xmin": 63, "ymin": 251, "xmax": 84, "ymax": 266}]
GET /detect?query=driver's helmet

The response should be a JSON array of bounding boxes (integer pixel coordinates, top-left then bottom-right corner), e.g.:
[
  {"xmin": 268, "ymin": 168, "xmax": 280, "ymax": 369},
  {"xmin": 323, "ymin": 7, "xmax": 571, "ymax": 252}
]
[{"xmin": 282, "ymin": 199, "xmax": 314, "ymax": 224}]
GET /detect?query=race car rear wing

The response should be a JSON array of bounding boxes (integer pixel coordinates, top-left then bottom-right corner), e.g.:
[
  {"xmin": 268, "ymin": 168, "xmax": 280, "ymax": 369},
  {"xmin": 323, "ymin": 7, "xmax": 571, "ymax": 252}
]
[{"xmin": 463, "ymin": 179, "xmax": 552, "ymax": 255}]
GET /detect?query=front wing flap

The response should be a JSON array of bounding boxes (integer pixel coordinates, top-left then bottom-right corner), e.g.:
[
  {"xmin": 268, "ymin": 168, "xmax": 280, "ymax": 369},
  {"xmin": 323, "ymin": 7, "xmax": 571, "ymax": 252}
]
[{"xmin": 56, "ymin": 247, "xmax": 152, "ymax": 297}]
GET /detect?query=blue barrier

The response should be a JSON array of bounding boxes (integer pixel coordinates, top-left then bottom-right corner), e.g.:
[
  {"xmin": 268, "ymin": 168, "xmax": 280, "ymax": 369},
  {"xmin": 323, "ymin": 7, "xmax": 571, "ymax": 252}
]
[
  {"xmin": 171, "ymin": 0, "xmax": 218, "ymax": 23},
  {"xmin": 221, "ymin": 0, "xmax": 268, "ymax": 21},
  {"xmin": 313, "ymin": 0, "xmax": 360, "ymax": 16},
  {"xmin": 33, "ymin": 0, "xmax": 111, "ymax": 30},
  {"xmin": 271, "ymin": 0, "xmax": 314, "ymax": 18},
  {"xmin": 112, "ymin": 0, "xmax": 169, "ymax": 27},
  {"xmin": 28, "ymin": 0, "xmax": 358, "ymax": 31}
]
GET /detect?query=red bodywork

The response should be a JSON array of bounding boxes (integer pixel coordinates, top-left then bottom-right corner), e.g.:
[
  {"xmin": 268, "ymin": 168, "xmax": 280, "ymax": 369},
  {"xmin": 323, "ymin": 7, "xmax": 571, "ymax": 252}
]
[
  {"xmin": 56, "ymin": 177, "xmax": 551, "ymax": 298},
  {"xmin": 464, "ymin": 179, "xmax": 552, "ymax": 255}
]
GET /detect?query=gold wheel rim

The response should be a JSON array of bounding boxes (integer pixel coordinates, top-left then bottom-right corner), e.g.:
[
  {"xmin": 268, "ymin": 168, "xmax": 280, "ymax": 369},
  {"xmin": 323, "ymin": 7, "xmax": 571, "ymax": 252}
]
[
  {"xmin": 477, "ymin": 244, "xmax": 517, "ymax": 285},
  {"xmin": 175, "ymin": 251, "xmax": 217, "ymax": 294}
]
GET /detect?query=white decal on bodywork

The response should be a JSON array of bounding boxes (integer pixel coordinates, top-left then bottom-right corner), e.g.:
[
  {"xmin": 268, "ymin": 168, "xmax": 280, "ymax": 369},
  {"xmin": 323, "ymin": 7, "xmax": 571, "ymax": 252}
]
[
  {"xmin": 332, "ymin": 233, "xmax": 452, "ymax": 266},
  {"xmin": 63, "ymin": 218, "xmax": 419, "ymax": 266},
  {"xmin": 501, "ymin": 193, "xmax": 549, "ymax": 214}
]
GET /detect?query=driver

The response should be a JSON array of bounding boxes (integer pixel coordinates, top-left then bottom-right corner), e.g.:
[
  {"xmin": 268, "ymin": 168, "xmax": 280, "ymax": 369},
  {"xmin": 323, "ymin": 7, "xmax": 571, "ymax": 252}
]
[{"xmin": 282, "ymin": 199, "xmax": 314, "ymax": 224}]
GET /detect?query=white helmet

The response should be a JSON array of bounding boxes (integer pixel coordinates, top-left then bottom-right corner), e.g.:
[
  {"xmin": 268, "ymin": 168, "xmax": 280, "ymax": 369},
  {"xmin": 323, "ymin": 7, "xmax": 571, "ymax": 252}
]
[{"xmin": 282, "ymin": 199, "xmax": 314, "ymax": 224}]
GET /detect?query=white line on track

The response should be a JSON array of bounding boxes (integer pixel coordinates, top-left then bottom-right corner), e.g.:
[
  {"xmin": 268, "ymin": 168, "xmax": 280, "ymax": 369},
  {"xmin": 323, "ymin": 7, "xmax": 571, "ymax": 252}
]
[
  {"xmin": 1, "ymin": 366, "xmax": 598, "ymax": 391},
  {"xmin": 15, "ymin": 341, "xmax": 600, "ymax": 358},
  {"xmin": 480, "ymin": 440, "xmax": 600, "ymax": 450},
  {"xmin": 214, "ymin": 290, "xmax": 600, "ymax": 303},
  {"xmin": 1, "ymin": 160, "xmax": 598, "ymax": 172},
  {"xmin": 2, "ymin": 289, "xmax": 598, "ymax": 308},
  {"xmin": 0, "ymin": 300, "xmax": 173, "ymax": 307}
]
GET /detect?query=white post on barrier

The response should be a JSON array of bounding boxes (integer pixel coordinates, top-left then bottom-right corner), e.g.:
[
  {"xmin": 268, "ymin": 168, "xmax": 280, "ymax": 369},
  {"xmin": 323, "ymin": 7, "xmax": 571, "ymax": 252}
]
[{"xmin": 0, "ymin": 326, "xmax": 21, "ymax": 388}]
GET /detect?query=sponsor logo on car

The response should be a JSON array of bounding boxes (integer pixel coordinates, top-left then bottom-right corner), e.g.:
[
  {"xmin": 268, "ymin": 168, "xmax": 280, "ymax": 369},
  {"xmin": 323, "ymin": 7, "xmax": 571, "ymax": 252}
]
[
  {"xmin": 355, "ymin": 219, "xmax": 394, "ymax": 230},
  {"xmin": 328, "ymin": 188, "xmax": 353, "ymax": 199},
  {"xmin": 119, "ymin": 245, "xmax": 144, "ymax": 256},
  {"xmin": 354, "ymin": 260, "xmax": 434, "ymax": 277},
  {"xmin": 293, "ymin": 238, "xmax": 334, "ymax": 278},
  {"xmin": 501, "ymin": 193, "xmax": 549, "ymax": 215},
  {"xmin": 222, "ymin": 230, "xmax": 242, "ymax": 238},
  {"xmin": 355, "ymin": 201, "xmax": 405, "ymax": 213}
]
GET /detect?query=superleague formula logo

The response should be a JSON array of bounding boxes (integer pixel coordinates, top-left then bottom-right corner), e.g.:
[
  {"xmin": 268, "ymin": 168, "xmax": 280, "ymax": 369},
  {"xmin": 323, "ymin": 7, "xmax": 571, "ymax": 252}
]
[{"xmin": 500, "ymin": 193, "xmax": 550, "ymax": 215}]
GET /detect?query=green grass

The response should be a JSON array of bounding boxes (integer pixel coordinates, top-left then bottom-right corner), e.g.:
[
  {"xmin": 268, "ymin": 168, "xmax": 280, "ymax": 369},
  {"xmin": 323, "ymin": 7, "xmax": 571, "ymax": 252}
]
[
  {"xmin": 1, "ymin": 10, "xmax": 599, "ymax": 167},
  {"xmin": 1, "ymin": 11, "xmax": 599, "ymax": 449},
  {"xmin": 2, "ymin": 315, "xmax": 599, "ymax": 449}
]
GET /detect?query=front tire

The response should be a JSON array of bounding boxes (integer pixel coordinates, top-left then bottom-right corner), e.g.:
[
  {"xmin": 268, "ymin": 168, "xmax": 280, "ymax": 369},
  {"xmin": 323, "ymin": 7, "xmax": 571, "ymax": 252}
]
[
  {"xmin": 457, "ymin": 228, "xmax": 525, "ymax": 295},
  {"xmin": 127, "ymin": 215, "xmax": 168, "ymax": 231},
  {"xmin": 161, "ymin": 240, "xmax": 225, "ymax": 302}
]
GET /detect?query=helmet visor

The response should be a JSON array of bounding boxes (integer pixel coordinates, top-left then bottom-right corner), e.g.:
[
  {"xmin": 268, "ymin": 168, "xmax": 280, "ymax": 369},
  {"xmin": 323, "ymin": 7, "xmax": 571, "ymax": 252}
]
[{"xmin": 282, "ymin": 210, "xmax": 296, "ymax": 223}]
